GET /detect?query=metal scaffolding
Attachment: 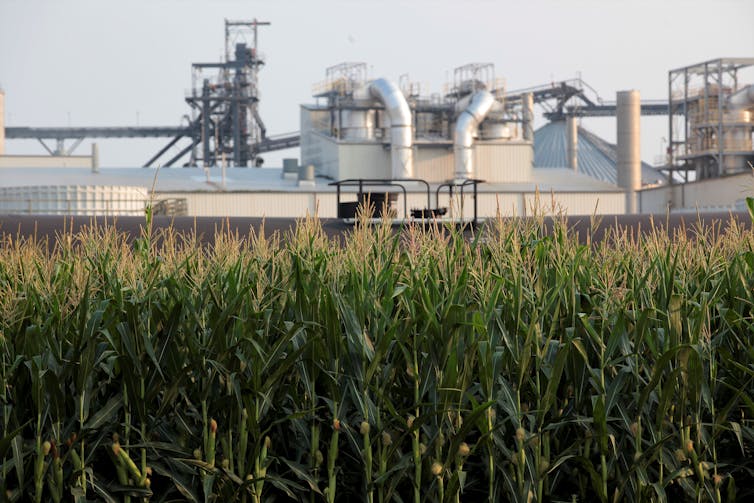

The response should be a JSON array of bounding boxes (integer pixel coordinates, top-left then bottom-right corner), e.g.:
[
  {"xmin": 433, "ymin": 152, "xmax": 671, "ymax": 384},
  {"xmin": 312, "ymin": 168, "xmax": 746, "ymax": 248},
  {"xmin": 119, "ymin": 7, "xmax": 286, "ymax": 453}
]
[
  {"xmin": 667, "ymin": 58, "xmax": 754, "ymax": 182},
  {"xmin": 5, "ymin": 19, "xmax": 300, "ymax": 168},
  {"xmin": 184, "ymin": 19, "xmax": 270, "ymax": 167}
]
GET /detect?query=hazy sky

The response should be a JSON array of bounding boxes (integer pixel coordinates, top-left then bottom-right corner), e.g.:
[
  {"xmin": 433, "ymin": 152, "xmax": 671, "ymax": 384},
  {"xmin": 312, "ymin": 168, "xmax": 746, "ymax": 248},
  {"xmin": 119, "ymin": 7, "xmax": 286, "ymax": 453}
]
[{"xmin": 1, "ymin": 0, "xmax": 753, "ymax": 167}]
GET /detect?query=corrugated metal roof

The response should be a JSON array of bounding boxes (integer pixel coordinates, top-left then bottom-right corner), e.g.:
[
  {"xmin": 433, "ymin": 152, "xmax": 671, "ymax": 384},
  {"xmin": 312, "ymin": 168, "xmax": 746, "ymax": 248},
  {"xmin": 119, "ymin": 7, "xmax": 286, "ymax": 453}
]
[
  {"xmin": 0, "ymin": 167, "xmax": 332, "ymax": 193},
  {"xmin": 533, "ymin": 121, "xmax": 666, "ymax": 186}
]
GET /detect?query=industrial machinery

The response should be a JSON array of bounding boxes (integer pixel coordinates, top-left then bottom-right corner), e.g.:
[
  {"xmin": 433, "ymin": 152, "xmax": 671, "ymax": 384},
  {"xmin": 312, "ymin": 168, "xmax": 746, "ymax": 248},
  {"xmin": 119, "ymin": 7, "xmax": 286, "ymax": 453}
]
[
  {"xmin": 302, "ymin": 62, "xmax": 533, "ymax": 183},
  {"xmin": 183, "ymin": 19, "xmax": 268, "ymax": 167},
  {"xmin": 4, "ymin": 19, "xmax": 300, "ymax": 168},
  {"xmin": 667, "ymin": 58, "xmax": 754, "ymax": 181}
]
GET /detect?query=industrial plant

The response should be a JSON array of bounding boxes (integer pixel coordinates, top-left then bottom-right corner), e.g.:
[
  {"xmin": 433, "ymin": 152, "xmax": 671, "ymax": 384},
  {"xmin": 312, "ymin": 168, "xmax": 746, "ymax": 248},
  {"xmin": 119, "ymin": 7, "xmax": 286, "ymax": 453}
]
[{"xmin": 0, "ymin": 20, "xmax": 752, "ymax": 219}]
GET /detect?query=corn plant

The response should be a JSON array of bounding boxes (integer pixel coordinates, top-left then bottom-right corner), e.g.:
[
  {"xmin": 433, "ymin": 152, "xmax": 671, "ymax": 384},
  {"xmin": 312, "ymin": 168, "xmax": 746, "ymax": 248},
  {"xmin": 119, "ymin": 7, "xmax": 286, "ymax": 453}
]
[{"xmin": 1, "ymin": 212, "xmax": 754, "ymax": 502}]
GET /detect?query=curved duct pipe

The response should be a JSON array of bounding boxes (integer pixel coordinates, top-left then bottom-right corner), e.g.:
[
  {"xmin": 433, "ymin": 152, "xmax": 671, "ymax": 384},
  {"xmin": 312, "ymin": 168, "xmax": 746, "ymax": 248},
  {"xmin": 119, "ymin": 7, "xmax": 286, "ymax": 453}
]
[
  {"xmin": 369, "ymin": 78, "xmax": 413, "ymax": 179},
  {"xmin": 728, "ymin": 84, "xmax": 754, "ymax": 110},
  {"xmin": 454, "ymin": 90, "xmax": 495, "ymax": 180}
]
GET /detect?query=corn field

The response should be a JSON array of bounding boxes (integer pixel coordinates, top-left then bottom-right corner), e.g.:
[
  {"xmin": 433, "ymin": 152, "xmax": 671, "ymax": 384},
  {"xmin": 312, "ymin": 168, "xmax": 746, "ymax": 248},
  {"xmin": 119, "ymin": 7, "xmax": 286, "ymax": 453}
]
[{"xmin": 1, "ymin": 213, "xmax": 754, "ymax": 502}]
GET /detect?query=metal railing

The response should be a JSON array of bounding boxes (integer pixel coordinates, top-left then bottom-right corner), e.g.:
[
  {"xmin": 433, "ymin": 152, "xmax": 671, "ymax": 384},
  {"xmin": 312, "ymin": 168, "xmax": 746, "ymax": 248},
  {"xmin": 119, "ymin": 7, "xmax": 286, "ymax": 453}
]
[{"xmin": 152, "ymin": 198, "xmax": 189, "ymax": 216}]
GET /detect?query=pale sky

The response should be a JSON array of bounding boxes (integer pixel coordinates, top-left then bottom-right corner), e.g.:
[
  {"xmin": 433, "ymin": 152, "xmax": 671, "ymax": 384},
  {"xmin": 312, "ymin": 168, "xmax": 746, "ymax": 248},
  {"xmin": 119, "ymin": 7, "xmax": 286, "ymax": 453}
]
[{"xmin": 1, "ymin": 0, "xmax": 753, "ymax": 167}]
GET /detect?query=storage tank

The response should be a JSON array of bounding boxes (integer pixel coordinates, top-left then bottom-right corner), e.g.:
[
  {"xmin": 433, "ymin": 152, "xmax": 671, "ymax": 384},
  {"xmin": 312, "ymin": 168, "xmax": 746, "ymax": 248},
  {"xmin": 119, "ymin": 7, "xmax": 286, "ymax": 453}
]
[
  {"xmin": 341, "ymin": 109, "xmax": 375, "ymax": 140},
  {"xmin": 480, "ymin": 121, "xmax": 511, "ymax": 140},
  {"xmin": 0, "ymin": 185, "xmax": 148, "ymax": 215},
  {"xmin": 341, "ymin": 85, "xmax": 375, "ymax": 140},
  {"xmin": 687, "ymin": 86, "xmax": 753, "ymax": 176}
]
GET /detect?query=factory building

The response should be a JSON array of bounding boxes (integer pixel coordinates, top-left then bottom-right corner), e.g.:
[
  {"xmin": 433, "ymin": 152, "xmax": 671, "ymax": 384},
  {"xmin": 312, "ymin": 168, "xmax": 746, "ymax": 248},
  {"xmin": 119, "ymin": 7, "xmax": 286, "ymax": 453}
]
[{"xmin": 0, "ymin": 56, "xmax": 753, "ymax": 219}]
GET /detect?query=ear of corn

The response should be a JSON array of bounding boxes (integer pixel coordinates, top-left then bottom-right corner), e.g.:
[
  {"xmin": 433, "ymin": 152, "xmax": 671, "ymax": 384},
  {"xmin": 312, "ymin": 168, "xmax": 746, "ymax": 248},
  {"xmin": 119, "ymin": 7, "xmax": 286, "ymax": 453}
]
[{"xmin": 1, "ymin": 214, "xmax": 754, "ymax": 500}]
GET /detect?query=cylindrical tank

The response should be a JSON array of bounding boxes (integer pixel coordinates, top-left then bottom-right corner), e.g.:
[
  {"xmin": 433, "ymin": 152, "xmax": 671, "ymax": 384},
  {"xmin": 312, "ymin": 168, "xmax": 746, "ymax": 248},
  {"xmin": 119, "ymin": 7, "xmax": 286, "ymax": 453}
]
[
  {"xmin": 522, "ymin": 93, "xmax": 534, "ymax": 142},
  {"xmin": 341, "ymin": 110, "xmax": 375, "ymax": 140},
  {"xmin": 299, "ymin": 163, "xmax": 315, "ymax": 181},
  {"xmin": 480, "ymin": 122, "xmax": 511, "ymax": 140},
  {"xmin": 342, "ymin": 84, "xmax": 375, "ymax": 140},
  {"xmin": 0, "ymin": 185, "xmax": 148, "ymax": 215},
  {"xmin": 566, "ymin": 115, "xmax": 578, "ymax": 172},
  {"xmin": 0, "ymin": 89, "xmax": 5, "ymax": 156},
  {"xmin": 617, "ymin": 90, "xmax": 641, "ymax": 214}
]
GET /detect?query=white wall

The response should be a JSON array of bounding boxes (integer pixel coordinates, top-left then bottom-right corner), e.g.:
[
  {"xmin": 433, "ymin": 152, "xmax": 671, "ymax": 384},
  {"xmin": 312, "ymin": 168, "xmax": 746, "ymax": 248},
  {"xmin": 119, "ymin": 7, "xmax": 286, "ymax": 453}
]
[
  {"xmin": 639, "ymin": 172, "xmax": 754, "ymax": 213},
  {"xmin": 157, "ymin": 189, "xmax": 626, "ymax": 218},
  {"xmin": 475, "ymin": 142, "xmax": 533, "ymax": 183}
]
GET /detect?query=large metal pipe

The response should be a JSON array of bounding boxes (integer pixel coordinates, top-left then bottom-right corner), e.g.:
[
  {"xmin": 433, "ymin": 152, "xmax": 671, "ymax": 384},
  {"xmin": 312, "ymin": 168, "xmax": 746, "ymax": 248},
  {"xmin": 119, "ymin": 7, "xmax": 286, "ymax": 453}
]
[
  {"xmin": 522, "ymin": 92, "xmax": 534, "ymax": 142},
  {"xmin": 454, "ymin": 90, "xmax": 495, "ymax": 180},
  {"xmin": 566, "ymin": 115, "xmax": 578, "ymax": 172},
  {"xmin": 369, "ymin": 78, "xmax": 413, "ymax": 179},
  {"xmin": 728, "ymin": 84, "xmax": 754, "ymax": 110},
  {"xmin": 617, "ymin": 90, "xmax": 641, "ymax": 214}
]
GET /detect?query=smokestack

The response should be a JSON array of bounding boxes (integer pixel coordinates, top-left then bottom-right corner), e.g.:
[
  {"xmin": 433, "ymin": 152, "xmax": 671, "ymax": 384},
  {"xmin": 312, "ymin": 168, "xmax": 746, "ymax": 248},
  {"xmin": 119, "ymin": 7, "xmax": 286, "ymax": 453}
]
[
  {"xmin": 522, "ymin": 93, "xmax": 534, "ymax": 142},
  {"xmin": 91, "ymin": 142, "xmax": 100, "ymax": 173},
  {"xmin": 566, "ymin": 115, "xmax": 578, "ymax": 171},
  {"xmin": 617, "ymin": 90, "xmax": 641, "ymax": 214}
]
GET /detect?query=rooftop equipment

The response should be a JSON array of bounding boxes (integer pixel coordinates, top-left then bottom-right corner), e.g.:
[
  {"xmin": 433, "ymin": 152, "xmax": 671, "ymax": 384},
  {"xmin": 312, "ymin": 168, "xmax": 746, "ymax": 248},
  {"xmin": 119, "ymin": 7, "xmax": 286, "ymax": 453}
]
[{"xmin": 303, "ymin": 62, "xmax": 523, "ymax": 183}]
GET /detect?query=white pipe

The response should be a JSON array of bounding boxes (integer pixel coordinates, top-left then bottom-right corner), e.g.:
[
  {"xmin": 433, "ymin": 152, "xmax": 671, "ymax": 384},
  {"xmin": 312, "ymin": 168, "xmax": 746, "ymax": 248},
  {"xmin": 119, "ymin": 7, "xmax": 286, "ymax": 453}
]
[
  {"xmin": 454, "ymin": 90, "xmax": 495, "ymax": 180},
  {"xmin": 728, "ymin": 84, "xmax": 754, "ymax": 110},
  {"xmin": 617, "ymin": 90, "xmax": 641, "ymax": 214},
  {"xmin": 91, "ymin": 142, "xmax": 99, "ymax": 173},
  {"xmin": 369, "ymin": 78, "xmax": 413, "ymax": 179},
  {"xmin": 522, "ymin": 93, "xmax": 534, "ymax": 142}
]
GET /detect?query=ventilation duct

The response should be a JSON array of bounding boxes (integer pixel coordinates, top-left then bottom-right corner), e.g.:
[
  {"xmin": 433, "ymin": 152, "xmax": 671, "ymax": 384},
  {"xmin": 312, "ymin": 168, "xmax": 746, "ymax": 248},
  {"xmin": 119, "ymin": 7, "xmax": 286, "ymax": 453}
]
[
  {"xmin": 454, "ymin": 90, "xmax": 495, "ymax": 180},
  {"xmin": 368, "ymin": 79, "xmax": 413, "ymax": 179}
]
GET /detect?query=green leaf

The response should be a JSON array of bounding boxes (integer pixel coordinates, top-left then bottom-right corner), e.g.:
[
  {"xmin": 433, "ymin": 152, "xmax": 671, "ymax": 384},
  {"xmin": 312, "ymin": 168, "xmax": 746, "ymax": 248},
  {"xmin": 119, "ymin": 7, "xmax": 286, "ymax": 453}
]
[
  {"xmin": 280, "ymin": 458, "xmax": 324, "ymax": 495},
  {"xmin": 746, "ymin": 196, "xmax": 754, "ymax": 222},
  {"xmin": 83, "ymin": 394, "xmax": 122, "ymax": 431}
]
